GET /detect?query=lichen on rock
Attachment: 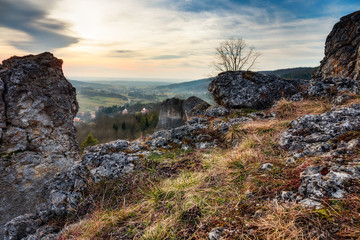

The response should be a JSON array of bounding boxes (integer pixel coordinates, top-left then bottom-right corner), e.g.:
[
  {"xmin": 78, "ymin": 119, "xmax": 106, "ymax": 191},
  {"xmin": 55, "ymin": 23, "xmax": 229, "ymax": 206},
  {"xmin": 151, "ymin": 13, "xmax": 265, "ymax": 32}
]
[{"xmin": 0, "ymin": 52, "xmax": 79, "ymax": 237}]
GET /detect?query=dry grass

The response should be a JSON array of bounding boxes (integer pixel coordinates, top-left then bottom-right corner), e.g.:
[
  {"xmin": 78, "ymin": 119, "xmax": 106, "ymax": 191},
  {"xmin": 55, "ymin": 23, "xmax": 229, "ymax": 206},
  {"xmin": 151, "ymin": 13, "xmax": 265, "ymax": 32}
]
[
  {"xmin": 248, "ymin": 202, "xmax": 332, "ymax": 240},
  {"xmin": 61, "ymin": 98, "xmax": 360, "ymax": 239},
  {"xmin": 271, "ymin": 99, "xmax": 331, "ymax": 120}
]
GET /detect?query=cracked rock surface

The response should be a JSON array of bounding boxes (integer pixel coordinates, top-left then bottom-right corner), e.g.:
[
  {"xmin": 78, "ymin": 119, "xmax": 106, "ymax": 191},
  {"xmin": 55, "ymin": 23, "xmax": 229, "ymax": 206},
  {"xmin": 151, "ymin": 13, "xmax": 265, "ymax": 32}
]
[
  {"xmin": 208, "ymin": 71, "xmax": 299, "ymax": 110},
  {"xmin": 0, "ymin": 52, "xmax": 79, "ymax": 237},
  {"xmin": 280, "ymin": 104, "xmax": 360, "ymax": 207},
  {"xmin": 313, "ymin": 10, "xmax": 360, "ymax": 81}
]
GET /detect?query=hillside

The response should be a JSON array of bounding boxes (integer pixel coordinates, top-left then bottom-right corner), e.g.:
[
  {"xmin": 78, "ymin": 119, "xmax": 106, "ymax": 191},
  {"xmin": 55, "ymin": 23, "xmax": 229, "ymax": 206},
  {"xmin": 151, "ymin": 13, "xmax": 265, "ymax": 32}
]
[
  {"xmin": 70, "ymin": 68, "xmax": 316, "ymax": 113},
  {"xmin": 56, "ymin": 98, "xmax": 360, "ymax": 239},
  {"xmin": 260, "ymin": 67, "xmax": 317, "ymax": 80}
]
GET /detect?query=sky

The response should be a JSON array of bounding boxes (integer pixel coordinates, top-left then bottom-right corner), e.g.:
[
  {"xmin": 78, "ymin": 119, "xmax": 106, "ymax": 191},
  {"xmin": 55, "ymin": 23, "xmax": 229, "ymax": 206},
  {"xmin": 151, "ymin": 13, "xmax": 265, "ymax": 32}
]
[{"xmin": 0, "ymin": 0, "xmax": 359, "ymax": 81}]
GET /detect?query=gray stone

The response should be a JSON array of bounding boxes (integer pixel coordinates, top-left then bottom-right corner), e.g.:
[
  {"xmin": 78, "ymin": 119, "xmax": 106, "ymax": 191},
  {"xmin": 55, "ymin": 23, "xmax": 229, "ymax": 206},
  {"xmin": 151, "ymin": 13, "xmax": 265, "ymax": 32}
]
[
  {"xmin": 0, "ymin": 52, "xmax": 79, "ymax": 237},
  {"xmin": 3, "ymin": 214, "xmax": 42, "ymax": 240},
  {"xmin": 183, "ymin": 96, "xmax": 210, "ymax": 118},
  {"xmin": 205, "ymin": 106, "xmax": 230, "ymax": 117},
  {"xmin": 260, "ymin": 163, "xmax": 273, "ymax": 171},
  {"xmin": 156, "ymin": 96, "xmax": 210, "ymax": 130},
  {"xmin": 333, "ymin": 94, "xmax": 354, "ymax": 105},
  {"xmin": 307, "ymin": 78, "xmax": 360, "ymax": 98},
  {"xmin": 208, "ymin": 227, "xmax": 226, "ymax": 240},
  {"xmin": 313, "ymin": 11, "xmax": 360, "ymax": 81},
  {"xmin": 212, "ymin": 117, "xmax": 252, "ymax": 134},
  {"xmin": 279, "ymin": 103, "xmax": 360, "ymax": 157},
  {"xmin": 208, "ymin": 71, "xmax": 299, "ymax": 110},
  {"xmin": 156, "ymin": 98, "xmax": 186, "ymax": 130}
]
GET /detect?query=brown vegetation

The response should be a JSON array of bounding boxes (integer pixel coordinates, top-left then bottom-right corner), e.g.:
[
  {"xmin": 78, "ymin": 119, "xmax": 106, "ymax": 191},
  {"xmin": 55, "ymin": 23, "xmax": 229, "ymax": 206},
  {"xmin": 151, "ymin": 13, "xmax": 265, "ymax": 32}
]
[{"xmin": 60, "ymin": 98, "xmax": 360, "ymax": 239}]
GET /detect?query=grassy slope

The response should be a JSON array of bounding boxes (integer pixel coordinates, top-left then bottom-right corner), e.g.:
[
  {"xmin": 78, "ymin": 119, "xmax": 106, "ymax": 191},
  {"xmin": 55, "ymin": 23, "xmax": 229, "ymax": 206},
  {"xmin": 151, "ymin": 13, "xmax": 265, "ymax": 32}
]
[{"xmin": 61, "ymin": 99, "xmax": 360, "ymax": 240}]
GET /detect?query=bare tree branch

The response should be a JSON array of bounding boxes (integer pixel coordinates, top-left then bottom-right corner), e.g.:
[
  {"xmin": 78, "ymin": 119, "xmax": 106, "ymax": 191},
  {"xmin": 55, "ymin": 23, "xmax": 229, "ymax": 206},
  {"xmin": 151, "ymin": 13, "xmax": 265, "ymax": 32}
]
[{"xmin": 212, "ymin": 38, "xmax": 260, "ymax": 72}]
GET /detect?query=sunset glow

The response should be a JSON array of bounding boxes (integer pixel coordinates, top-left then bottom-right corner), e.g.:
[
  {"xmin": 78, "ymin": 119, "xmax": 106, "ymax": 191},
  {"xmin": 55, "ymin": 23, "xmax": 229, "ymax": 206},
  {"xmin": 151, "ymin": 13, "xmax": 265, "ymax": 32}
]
[{"xmin": 0, "ymin": 0, "xmax": 359, "ymax": 80}]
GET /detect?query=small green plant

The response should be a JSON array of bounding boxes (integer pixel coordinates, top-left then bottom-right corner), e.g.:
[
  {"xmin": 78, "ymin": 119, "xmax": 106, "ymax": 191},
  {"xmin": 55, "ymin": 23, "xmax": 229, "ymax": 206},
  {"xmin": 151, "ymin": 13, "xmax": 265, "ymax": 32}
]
[{"xmin": 80, "ymin": 133, "xmax": 99, "ymax": 152}]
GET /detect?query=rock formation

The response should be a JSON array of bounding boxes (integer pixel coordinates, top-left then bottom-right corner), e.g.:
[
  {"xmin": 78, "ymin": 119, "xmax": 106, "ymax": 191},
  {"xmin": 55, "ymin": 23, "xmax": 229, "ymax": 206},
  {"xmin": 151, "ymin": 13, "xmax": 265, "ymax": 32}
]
[
  {"xmin": 0, "ymin": 52, "xmax": 79, "ymax": 237},
  {"xmin": 208, "ymin": 71, "xmax": 299, "ymax": 110},
  {"xmin": 4, "ymin": 105, "xmax": 253, "ymax": 239},
  {"xmin": 156, "ymin": 96, "xmax": 209, "ymax": 130},
  {"xmin": 313, "ymin": 10, "xmax": 360, "ymax": 81},
  {"xmin": 279, "ymin": 103, "xmax": 360, "ymax": 207}
]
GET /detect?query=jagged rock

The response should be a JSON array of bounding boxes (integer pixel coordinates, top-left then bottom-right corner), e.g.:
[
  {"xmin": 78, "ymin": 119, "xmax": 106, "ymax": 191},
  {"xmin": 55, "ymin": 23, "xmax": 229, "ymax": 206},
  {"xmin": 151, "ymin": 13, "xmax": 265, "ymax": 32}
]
[
  {"xmin": 306, "ymin": 78, "xmax": 360, "ymax": 98},
  {"xmin": 21, "ymin": 226, "xmax": 60, "ymax": 240},
  {"xmin": 313, "ymin": 11, "xmax": 360, "ymax": 81},
  {"xmin": 332, "ymin": 94, "xmax": 354, "ymax": 105},
  {"xmin": 290, "ymin": 93, "xmax": 304, "ymax": 102},
  {"xmin": 280, "ymin": 103, "xmax": 360, "ymax": 206},
  {"xmin": 205, "ymin": 106, "xmax": 230, "ymax": 117},
  {"xmin": 88, "ymin": 152, "xmax": 138, "ymax": 183},
  {"xmin": 0, "ymin": 52, "xmax": 79, "ymax": 237},
  {"xmin": 208, "ymin": 227, "xmax": 226, "ymax": 240},
  {"xmin": 156, "ymin": 98, "xmax": 186, "ymax": 130},
  {"xmin": 298, "ymin": 164, "xmax": 360, "ymax": 205},
  {"xmin": 156, "ymin": 96, "xmax": 209, "ymax": 130},
  {"xmin": 5, "ymin": 138, "xmax": 147, "ymax": 239},
  {"xmin": 208, "ymin": 71, "xmax": 299, "ymax": 110},
  {"xmin": 279, "ymin": 103, "xmax": 360, "ymax": 158},
  {"xmin": 3, "ymin": 214, "xmax": 42, "ymax": 240},
  {"xmin": 260, "ymin": 163, "xmax": 273, "ymax": 171},
  {"xmin": 183, "ymin": 96, "xmax": 210, "ymax": 118},
  {"xmin": 212, "ymin": 117, "xmax": 252, "ymax": 134}
]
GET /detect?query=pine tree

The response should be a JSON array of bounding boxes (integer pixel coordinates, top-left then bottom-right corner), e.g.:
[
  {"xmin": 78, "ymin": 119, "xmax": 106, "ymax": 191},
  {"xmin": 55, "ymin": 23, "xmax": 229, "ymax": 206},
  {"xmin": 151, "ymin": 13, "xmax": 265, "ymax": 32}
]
[{"xmin": 80, "ymin": 133, "xmax": 99, "ymax": 152}]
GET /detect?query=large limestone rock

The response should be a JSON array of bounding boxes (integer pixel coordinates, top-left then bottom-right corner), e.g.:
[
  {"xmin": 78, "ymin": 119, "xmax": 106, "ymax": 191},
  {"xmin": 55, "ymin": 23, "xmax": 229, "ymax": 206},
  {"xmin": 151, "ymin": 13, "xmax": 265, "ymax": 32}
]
[
  {"xmin": 156, "ymin": 96, "xmax": 209, "ymax": 130},
  {"xmin": 208, "ymin": 71, "xmax": 298, "ymax": 110},
  {"xmin": 0, "ymin": 52, "xmax": 79, "ymax": 236},
  {"xmin": 313, "ymin": 10, "xmax": 360, "ymax": 81}
]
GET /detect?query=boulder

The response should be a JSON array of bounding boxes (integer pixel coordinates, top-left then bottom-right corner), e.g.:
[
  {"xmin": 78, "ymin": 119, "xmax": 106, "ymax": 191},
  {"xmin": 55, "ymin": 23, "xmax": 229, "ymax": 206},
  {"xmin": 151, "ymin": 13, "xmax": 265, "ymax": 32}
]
[
  {"xmin": 156, "ymin": 98, "xmax": 186, "ymax": 130},
  {"xmin": 0, "ymin": 52, "xmax": 79, "ymax": 236},
  {"xmin": 156, "ymin": 96, "xmax": 209, "ymax": 130},
  {"xmin": 183, "ymin": 96, "xmax": 210, "ymax": 118},
  {"xmin": 4, "ymin": 139, "xmax": 146, "ymax": 239},
  {"xmin": 313, "ymin": 10, "xmax": 360, "ymax": 81},
  {"xmin": 205, "ymin": 105, "xmax": 230, "ymax": 117},
  {"xmin": 208, "ymin": 71, "xmax": 298, "ymax": 110}
]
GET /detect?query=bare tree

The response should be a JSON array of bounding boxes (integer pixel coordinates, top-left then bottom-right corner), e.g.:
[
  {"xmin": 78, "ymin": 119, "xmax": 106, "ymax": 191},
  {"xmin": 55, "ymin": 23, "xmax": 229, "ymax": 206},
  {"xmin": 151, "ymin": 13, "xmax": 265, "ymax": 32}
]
[{"xmin": 213, "ymin": 38, "xmax": 260, "ymax": 72}]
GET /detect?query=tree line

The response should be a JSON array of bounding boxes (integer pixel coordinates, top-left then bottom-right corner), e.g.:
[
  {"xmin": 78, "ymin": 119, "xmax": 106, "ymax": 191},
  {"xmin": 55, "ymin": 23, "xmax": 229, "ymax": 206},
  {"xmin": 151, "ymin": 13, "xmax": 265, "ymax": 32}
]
[{"xmin": 77, "ymin": 106, "xmax": 159, "ymax": 146}]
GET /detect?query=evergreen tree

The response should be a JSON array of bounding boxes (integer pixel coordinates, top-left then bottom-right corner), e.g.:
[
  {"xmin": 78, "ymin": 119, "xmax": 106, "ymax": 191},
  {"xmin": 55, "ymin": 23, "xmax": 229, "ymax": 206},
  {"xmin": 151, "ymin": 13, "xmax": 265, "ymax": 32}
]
[
  {"xmin": 145, "ymin": 117, "xmax": 149, "ymax": 128},
  {"xmin": 80, "ymin": 133, "xmax": 99, "ymax": 152},
  {"xmin": 113, "ymin": 123, "xmax": 118, "ymax": 131}
]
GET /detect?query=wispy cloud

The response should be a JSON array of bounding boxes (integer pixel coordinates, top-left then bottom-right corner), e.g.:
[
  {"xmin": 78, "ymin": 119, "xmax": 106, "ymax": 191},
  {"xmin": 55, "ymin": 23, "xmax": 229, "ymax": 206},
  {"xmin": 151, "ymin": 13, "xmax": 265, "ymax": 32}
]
[
  {"xmin": 1, "ymin": 0, "xmax": 359, "ymax": 79},
  {"xmin": 148, "ymin": 55, "xmax": 184, "ymax": 60},
  {"xmin": 0, "ymin": 0, "xmax": 78, "ymax": 52}
]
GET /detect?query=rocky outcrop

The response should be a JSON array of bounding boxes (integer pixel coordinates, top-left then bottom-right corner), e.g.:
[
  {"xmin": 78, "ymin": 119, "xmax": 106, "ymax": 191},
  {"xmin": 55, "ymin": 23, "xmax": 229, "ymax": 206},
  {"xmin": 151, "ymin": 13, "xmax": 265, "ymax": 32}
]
[
  {"xmin": 313, "ymin": 11, "xmax": 360, "ymax": 81},
  {"xmin": 279, "ymin": 104, "xmax": 360, "ymax": 158},
  {"xmin": 0, "ymin": 52, "xmax": 79, "ymax": 237},
  {"xmin": 280, "ymin": 103, "xmax": 360, "ymax": 207},
  {"xmin": 156, "ymin": 96, "xmax": 209, "ymax": 130},
  {"xmin": 4, "ymin": 107, "xmax": 256, "ymax": 239},
  {"xmin": 4, "ymin": 139, "xmax": 145, "ymax": 240},
  {"xmin": 208, "ymin": 71, "xmax": 299, "ymax": 110}
]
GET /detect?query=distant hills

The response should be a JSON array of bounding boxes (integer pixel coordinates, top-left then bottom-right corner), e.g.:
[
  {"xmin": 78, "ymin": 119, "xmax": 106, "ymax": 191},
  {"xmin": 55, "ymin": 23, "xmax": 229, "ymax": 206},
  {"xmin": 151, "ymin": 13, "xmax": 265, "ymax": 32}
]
[
  {"xmin": 260, "ymin": 67, "xmax": 317, "ymax": 80},
  {"xmin": 70, "ymin": 67, "xmax": 317, "ymax": 112}
]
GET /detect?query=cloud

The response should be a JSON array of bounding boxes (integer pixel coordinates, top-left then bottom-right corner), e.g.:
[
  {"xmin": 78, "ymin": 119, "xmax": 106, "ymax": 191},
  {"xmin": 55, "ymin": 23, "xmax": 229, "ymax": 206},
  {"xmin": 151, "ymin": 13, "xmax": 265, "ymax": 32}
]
[
  {"xmin": 110, "ymin": 50, "xmax": 137, "ymax": 58},
  {"xmin": 148, "ymin": 55, "xmax": 184, "ymax": 60},
  {"xmin": 0, "ymin": 0, "xmax": 78, "ymax": 52},
  {"xmin": 116, "ymin": 50, "xmax": 134, "ymax": 54}
]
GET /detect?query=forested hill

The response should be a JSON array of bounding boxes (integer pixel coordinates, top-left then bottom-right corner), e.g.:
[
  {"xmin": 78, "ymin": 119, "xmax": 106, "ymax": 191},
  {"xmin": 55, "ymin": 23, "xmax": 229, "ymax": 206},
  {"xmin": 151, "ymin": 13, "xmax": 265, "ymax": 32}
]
[
  {"xmin": 260, "ymin": 67, "xmax": 317, "ymax": 80},
  {"xmin": 156, "ymin": 78, "xmax": 213, "ymax": 92}
]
